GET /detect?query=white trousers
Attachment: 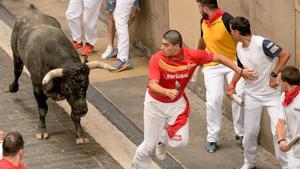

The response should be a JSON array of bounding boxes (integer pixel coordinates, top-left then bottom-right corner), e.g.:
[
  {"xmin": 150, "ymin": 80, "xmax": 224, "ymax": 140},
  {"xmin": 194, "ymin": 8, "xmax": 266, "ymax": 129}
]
[
  {"xmin": 243, "ymin": 93, "xmax": 288, "ymax": 168},
  {"xmin": 287, "ymin": 150, "xmax": 300, "ymax": 169},
  {"xmin": 133, "ymin": 91, "xmax": 189, "ymax": 169},
  {"xmin": 203, "ymin": 64, "xmax": 245, "ymax": 142},
  {"xmin": 114, "ymin": 0, "xmax": 135, "ymax": 62},
  {"xmin": 65, "ymin": 0, "xmax": 102, "ymax": 46}
]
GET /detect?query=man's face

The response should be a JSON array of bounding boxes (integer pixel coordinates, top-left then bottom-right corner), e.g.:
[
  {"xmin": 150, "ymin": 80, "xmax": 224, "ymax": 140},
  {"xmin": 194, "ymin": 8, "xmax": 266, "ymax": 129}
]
[
  {"xmin": 161, "ymin": 38, "xmax": 179, "ymax": 57},
  {"xmin": 197, "ymin": 3, "xmax": 209, "ymax": 19},
  {"xmin": 230, "ymin": 25, "xmax": 239, "ymax": 41}
]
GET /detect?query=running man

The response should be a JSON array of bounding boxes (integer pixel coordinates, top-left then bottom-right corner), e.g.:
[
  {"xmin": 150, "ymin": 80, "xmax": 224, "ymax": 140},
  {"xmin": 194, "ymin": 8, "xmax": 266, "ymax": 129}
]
[{"xmin": 132, "ymin": 30, "xmax": 257, "ymax": 169}]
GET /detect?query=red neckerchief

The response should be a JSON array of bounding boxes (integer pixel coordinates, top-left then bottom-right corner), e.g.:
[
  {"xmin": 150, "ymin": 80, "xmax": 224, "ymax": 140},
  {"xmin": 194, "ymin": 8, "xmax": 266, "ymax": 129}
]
[
  {"xmin": 204, "ymin": 8, "xmax": 224, "ymax": 28},
  {"xmin": 282, "ymin": 86, "xmax": 300, "ymax": 106},
  {"xmin": 169, "ymin": 49, "xmax": 183, "ymax": 61}
]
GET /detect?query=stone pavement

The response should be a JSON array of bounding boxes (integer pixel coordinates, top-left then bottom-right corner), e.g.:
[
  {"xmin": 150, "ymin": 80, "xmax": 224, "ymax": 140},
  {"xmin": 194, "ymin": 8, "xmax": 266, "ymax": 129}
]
[{"xmin": 0, "ymin": 0, "xmax": 283, "ymax": 169}]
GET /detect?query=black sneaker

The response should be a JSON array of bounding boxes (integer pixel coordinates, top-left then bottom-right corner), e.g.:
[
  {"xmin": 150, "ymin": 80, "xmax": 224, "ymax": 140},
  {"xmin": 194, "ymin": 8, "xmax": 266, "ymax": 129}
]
[{"xmin": 236, "ymin": 135, "xmax": 244, "ymax": 147}]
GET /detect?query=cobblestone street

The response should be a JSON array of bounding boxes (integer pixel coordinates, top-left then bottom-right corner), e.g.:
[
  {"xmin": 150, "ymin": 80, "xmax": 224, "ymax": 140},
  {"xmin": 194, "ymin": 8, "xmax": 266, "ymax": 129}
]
[{"xmin": 0, "ymin": 48, "xmax": 123, "ymax": 169}]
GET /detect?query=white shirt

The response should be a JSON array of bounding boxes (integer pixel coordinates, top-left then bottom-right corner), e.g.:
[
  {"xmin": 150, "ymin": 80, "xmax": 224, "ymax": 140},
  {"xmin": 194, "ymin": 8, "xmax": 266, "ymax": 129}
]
[
  {"xmin": 280, "ymin": 93, "xmax": 300, "ymax": 157},
  {"xmin": 237, "ymin": 35, "xmax": 282, "ymax": 98}
]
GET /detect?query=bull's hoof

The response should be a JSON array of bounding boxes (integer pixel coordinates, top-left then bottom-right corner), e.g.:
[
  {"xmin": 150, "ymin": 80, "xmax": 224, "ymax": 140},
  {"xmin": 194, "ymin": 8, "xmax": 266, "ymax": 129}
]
[
  {"xmin": 9, "ymin": 83, "xmax": 19, "ymax": 93},
  {"xmin": 36, "ymin": 132, "xmax": 49, "ymax": 140},
  {"xmin": 76, "ymin": 137, "xmax": 89, "ymax": 145}
]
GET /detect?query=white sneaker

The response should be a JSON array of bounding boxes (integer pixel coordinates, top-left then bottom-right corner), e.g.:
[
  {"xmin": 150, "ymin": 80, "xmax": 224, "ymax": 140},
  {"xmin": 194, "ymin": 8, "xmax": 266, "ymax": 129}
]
[
  {"xmin": 101, "ymin": 45, "xmax": 113, "ymax": 59},
  {"xmin": 240, "ymin": 163, "xmax": 255, "ymax": 169},
  {"xmin": 155, "ymin": 142, "xmax": 166, "ymax": 160}
]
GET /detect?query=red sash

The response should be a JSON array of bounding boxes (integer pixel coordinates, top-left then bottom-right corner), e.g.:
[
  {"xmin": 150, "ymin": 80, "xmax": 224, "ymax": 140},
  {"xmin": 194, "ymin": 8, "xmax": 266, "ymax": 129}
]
[{"xmin": 166, "ymin": 93, "xmax": 190, "ymax": 139}]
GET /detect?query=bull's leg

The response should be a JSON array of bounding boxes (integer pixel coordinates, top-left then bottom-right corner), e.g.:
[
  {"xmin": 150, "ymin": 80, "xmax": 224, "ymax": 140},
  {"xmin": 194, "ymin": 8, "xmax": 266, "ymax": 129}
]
[
  {"xmin": 33, "ymin": 86, "xmax": 49, "ymax": 139},
  {"xmin": 9, "ymin": 55, "xmax": 24, "ymax": 92},
  {"xmin": 71, "ymin": 113, "xmax": 89, "ymax": 144}
]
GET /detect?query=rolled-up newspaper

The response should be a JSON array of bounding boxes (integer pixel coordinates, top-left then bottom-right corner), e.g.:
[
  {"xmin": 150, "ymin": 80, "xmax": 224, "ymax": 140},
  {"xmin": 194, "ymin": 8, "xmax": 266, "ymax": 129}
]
[
  {"xmin": 288, "ymin": 135, "xmax": 300, "ymax": 148},
  {"xmin": 232, "ymin": 94, "xmax": 244, "ymax": 107},
  {"xmin": 175, "ymin": 81, "xmax": 180, "ymax": 91}
]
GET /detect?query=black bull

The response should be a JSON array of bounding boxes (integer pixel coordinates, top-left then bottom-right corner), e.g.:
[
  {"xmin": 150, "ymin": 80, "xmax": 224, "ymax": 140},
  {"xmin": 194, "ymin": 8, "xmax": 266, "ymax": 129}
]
[{"xmin": 9, "ymin": 5, "xmax": 115, "ymax": 144}]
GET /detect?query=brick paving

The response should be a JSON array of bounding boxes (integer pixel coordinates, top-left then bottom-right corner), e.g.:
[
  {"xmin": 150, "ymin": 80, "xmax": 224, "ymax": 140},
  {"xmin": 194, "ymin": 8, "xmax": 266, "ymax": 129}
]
[{"xmin": 0, "ymin": 48, "xmax": 123, "ymax": 169}]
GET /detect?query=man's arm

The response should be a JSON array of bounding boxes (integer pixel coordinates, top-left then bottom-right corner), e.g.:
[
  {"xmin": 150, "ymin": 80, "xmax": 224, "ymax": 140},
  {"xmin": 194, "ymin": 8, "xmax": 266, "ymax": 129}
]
[
  {"xmin": 226, "ymin": 72, "xmax": 241, "ymax": 99},
  {"xmin": 272, "ymin": 49, "xmax": 290, "ymax": 75},
  {"xmin": 269, "ymin": 49, "xmax": 291, "ymax": 88},
  {"xmin": 213, "ymin": 53, "xmax": 258, "ymax": 80},
  {"xmin": 198, "ymin": 37, "xmax": 206, "ymax": 50},
  {"xmin": 198, "ymin": 18, "xmax": 206, "ymax": 50},
  {"xmin": 148, "ymin": 80, "xmax": 178, "ymax": 100},
  {"xmin": 276, "ymin": 119, "xmax": 290, "ymax": 152}
]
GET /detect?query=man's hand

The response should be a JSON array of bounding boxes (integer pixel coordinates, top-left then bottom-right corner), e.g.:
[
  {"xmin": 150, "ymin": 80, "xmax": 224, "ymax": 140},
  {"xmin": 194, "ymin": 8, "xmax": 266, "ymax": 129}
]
[
  {"xmin": 166, "ymin": 89, "xmax": 179, "ymax": 100},
  {"xmin": 226, "ymin": 81, "xmax": 237, "ymax": 100},
  {"xmin": 269, "ymin": 77, "xmax": 278, "ymax": 88},
  {"xmin": 241, "ymin": 68, "xmax": 258, "ymax": 80},
  {"xmin": 279, "ymin": 140, "xmax": 290, "ymax": 152}
]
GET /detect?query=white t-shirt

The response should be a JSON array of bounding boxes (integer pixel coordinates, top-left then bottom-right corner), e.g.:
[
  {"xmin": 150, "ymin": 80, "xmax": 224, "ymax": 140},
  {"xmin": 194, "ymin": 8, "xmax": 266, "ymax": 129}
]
[
  {"xmin": 280, "ymin": 93, "xmax": 300, "ymax": 157},
  {"xmin": 237, "ymin": 35, "xmax": 282, "ymax": 98}
]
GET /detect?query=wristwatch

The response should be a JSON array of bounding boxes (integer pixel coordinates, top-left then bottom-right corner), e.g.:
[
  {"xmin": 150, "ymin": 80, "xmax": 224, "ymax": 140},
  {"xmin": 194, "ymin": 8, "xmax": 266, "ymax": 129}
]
[{"xmin": 271, "ymin": 72, "xmax": 277, "ymax": 78}]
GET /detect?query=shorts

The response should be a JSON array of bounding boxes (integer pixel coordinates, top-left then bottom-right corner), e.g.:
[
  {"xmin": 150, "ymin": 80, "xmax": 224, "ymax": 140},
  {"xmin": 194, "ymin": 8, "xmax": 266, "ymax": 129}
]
[{"xmin": 105, "ymin": 0, "xmax": 140, "ymax": 13}]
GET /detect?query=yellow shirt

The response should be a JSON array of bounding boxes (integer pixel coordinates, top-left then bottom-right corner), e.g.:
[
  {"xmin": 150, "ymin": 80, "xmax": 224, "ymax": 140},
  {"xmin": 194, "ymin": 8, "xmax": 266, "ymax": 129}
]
[{"xmin": 202, "ymin": 15, "xmax": 237, "ymax": 67}]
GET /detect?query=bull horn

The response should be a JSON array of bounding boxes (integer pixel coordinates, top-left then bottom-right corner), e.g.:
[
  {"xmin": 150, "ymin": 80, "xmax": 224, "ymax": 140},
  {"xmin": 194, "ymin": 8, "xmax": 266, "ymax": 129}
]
[
  {"xmin": 42, "ymin": 68, "xmax": 64, "ymax": 85},
  {"xmin": 86, "ymin": 61, "xmax": 116, "ymax": 71}
]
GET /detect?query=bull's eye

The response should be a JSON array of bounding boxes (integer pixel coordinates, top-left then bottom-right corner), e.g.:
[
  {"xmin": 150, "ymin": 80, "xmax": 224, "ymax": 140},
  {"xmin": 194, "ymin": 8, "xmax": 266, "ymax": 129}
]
[{"xmin": 65, "ymin": 85, "xmax": 71, "ymax": 94}]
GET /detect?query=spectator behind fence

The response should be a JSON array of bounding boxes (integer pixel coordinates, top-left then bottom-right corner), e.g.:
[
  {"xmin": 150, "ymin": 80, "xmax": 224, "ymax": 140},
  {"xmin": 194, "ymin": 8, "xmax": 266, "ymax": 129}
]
[{"xmin": 0, "ymin": 132, "xmax": 26, "ymax": 169}]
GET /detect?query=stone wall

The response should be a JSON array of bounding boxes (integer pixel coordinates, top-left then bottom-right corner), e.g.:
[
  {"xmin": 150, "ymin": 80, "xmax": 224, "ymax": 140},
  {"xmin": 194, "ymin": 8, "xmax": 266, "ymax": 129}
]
[{"xmin": 129, "ymin": 0, "xmax": 169, "ymax": 56}]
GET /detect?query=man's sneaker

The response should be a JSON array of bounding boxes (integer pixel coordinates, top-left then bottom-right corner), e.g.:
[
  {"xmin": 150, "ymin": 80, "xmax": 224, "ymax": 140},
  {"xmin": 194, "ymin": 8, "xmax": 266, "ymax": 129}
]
[
  {"xmin": 155, "ymin": 142, "xmax": 166, "ymax": 160},
  {"xmin": 106, "ymin": 48, "xmax": 118, "ymax": 60},
  {"xmin": 239, "ymin": 136, "xmax": 244, "ymax": 146},
  {"xmin": 236, "ymin": 135, "xmax": 244, "ymax": 147},
  {"xmin": 240, "ymin": 163, "xmax": 256, "ymax": 169},
  {"xmin": 205, "ymin": 142, "xmax": 218, "ymax": 153},
  {"xmin": 112, "ymin": 59, "xmax": 134, "ymax": 72},
  {"xmin": 72, "ymin": 41, "xmax": 83, "ymax": 49},
  {"xmin": 80, "ymin": 43, "xmax": 94, "ymax": 56},
  {"xmin": 101, "ymin": 45, "xmax": 113, "ymax": 59}
]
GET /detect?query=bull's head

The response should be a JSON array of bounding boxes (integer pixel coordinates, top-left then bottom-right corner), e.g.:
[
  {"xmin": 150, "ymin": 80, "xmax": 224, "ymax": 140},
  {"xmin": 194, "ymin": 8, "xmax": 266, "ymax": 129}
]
[{"xmin": 42, "ymin": 61, "xmax": 116, "ymax": 117}]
